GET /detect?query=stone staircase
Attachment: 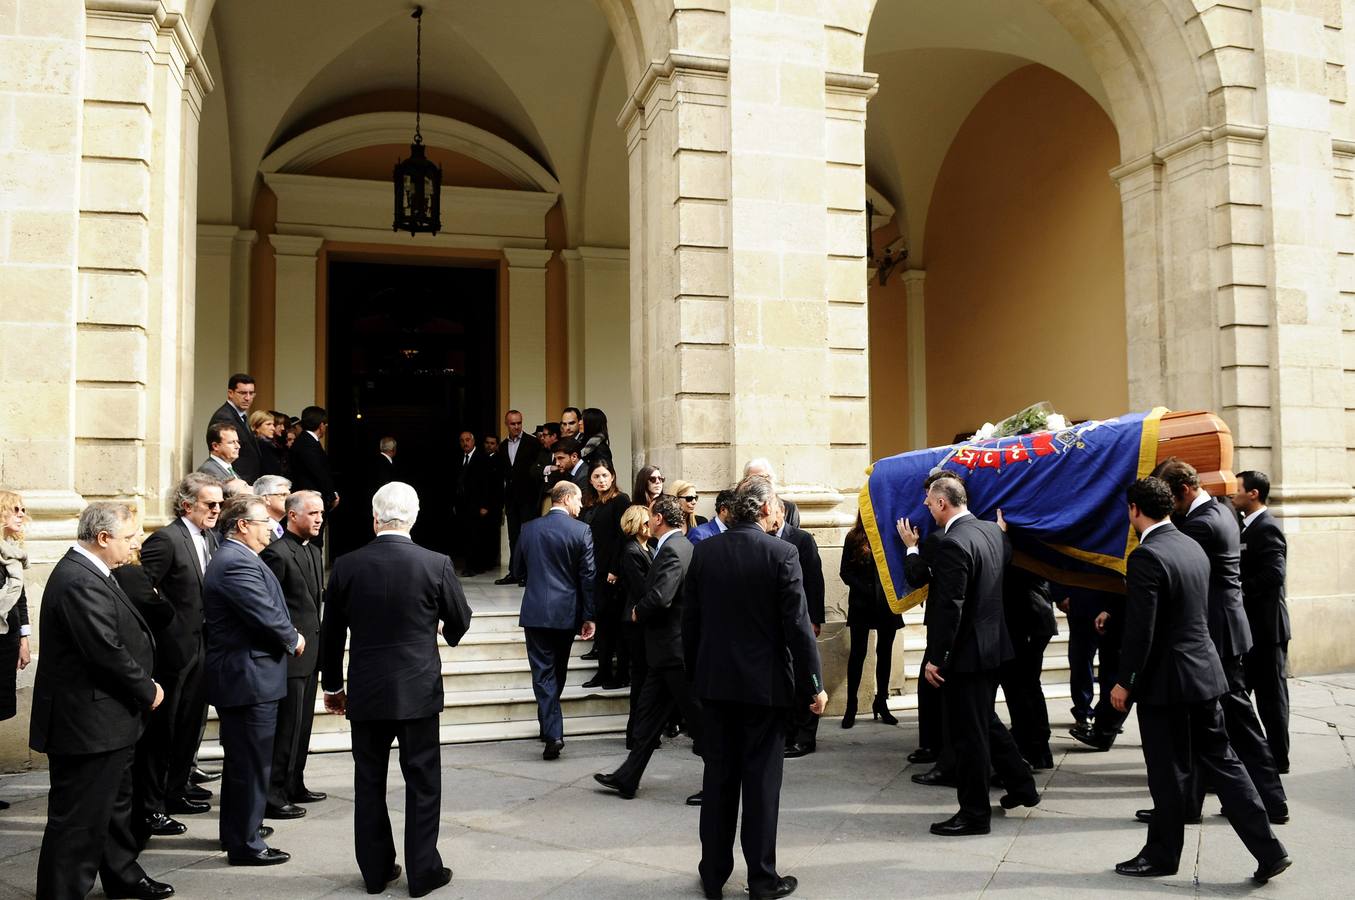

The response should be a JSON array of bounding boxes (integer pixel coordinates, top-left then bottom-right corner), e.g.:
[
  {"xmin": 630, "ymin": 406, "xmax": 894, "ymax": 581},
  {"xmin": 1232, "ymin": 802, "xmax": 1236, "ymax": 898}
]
[{"xmin": 198, "ymin": 592, "xmax": 1083, "ymax": 760}]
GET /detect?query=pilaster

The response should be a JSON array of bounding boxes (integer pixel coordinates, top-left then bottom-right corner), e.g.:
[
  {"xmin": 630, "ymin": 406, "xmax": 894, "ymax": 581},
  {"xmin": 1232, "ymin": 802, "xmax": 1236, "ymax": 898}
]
[
  {"xmin": 503, "ymin": 247, "xmax": 554, "ymax": 427},
  {"xmin": 269, "ymin": 234, "xmax": 325, "ymax": 419},
  {"xmin": 901, "ymin": 269, "xmax": 928, "ymax": 449}
]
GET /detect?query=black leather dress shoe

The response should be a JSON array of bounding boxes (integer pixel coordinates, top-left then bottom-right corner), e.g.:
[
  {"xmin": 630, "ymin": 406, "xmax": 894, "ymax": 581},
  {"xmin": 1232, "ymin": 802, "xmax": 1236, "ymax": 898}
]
[
  {"xmin": 1070, "ymin": 726, "xmax": 1116, "ymax": 751},
  {"xmin": 265, "ymin": 802, "xmax": 307, "ymax": 819},
  {"xmin": 999, "ymin": 790, "xmax": 1041, "ymax": 810},
  {"xmin": 1134, "ymin": 808, "xmax": 1201, "ymax": 825},
  {"xmin": 459, "ymin": 569, "xmax": 477, "ymax": 578},
  {"xmin": 1268, "ymin": 802, "xmax": 1290, "ymax": 825},
  {"xmin": 493, "ymin": 574, "xmax": 517, "ymax": 585},
  {"xmin": 749, "ymin": 875, "xmax": 797, "ymax": 899},
  {"xmin": 594, "ymin": 772, "xmax": 636, "ymax": 799},
  {"xmin": 929, "ymin": 814, "xmax": 990, "ymax": 836},
  {"xmin": 783, "ymin": 743, "xmax": 815, "ymax": 759},
  {"xmin": 291, "ymin": 790, "xmax": 327, "ymax": 804},
  {"xmin": 166, "ymin": 795, "xmax": 210, "ymax": 815},
  {"xmin": 410, "ymin": 866, "xmax": 453, "ymax": 897},
  {"xmin": 543, "ymin": 740, "xmax": 564, "ymax": 760},
  {"xmin": 366, "ymin": 864, "xmax": 401, "ymax": 895},
  {"xmin": 516, "ymin": 577, "xmax": 527, "ymax": 587},
  {"xmin": 580, "ymin": 649, "xmax": 599, "ymax": 661},
  {"xmin": 142, "ymin": 813, "xmax": 187, "ymax": 836},
  {"xmin": 228, "ymin": 848, "xmax": 291, "ymax": 866},
  {"xmin": 907, "ymin": 748, "xmax": 938, "ymax": 765},
  {"xmin": 259, "ymin": 825, "xmax": 275, "ymax": 840},
  {"xmin": 181, "ymin": 783, "xmax": 212, "ymax": 801},
  {"xmin": 1114, "ymin": 856, "xmax": 1176, "ymax": 877},
  {"xmin": 581, "ymin": 675, "xmax": 607, "ymax": 688},
  {"xmin": 912, "ymin": 767, "xmax": 958, "ymax": 788},
  {"xmin": 190, "ymin": 766, "xmax": 220, "ymax": 784},
  {"xmin": 686, "ymin": 791, "xmax": 703, "ymax": 806},
  {"xmin": 105, "ymin": 875, "xmax": 175, "ymax": 899},
  {"xmin": 1253, "ymin": 855, "xmax": 1292, "ymax": 884}
]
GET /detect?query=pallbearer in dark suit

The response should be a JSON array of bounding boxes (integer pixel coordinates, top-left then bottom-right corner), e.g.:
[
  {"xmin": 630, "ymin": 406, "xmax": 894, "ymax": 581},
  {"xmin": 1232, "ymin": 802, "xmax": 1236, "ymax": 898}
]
[
  {"xmin": 496, "ymin": 409, "xmax": 543, "ymax": 584},
  {"xmin": 30, "ymin": 503, "xmax": 173, "ymax": 900},
  {"xmin": 997, "ymin": 561, "xmax": 1056, "ymax": 770},
  {"xmin": 204, "ymin": 496, "xmax": 304, "ymax": 866},
  {"xmin": 685, "ymin": 476, "xmax": 825, "ymax": 900},
  {"xmin": 915, "ymin": 477, "xmax": 1039, "ymax": 836},
  {"xmin": 1110, "ymin": 477, "xmax": 1290, "ymax": 884},
  {"xmin": 289, "ymin": 406, "xmax": 339, "ymax": 546},
  {"xmin": 322, "ymin": 481, "xmax": 472, "ymax": 897},
  {"xmin": 778, "ymin": 503, "xmax": 826, "ymax": 759},
  {"xmin": 515, "ymin": 480, "xmax": 596, "ymax": 759},
  {"xmin": 208, "ymin": 373, "xmax": 261, "ymax": 484},
  {"xmin": 594, "ymin": 496, "xmax": 702, "ymax": 799},
  {"xmin": 453, "ymin": 431, "xmax": 495, "ymax": 576},
  {"xmin": 260, "ymin": 491, "xmax": 327, "ymax": 818},
  {"xmin": 137, "ymin": 473, "xmax": 223, "ymax": 829},
  {"xmin": 1231, "ymin": 470, "xmax": 1291, "ymax": 773},
  {"xmin": 1152, "ymin": 459, "xmax": 1287, "ymax": 822}
]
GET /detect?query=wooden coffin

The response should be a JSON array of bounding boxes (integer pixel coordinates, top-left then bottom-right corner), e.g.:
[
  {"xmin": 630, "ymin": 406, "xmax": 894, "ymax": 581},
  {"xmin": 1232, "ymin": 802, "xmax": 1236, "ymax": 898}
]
[{"xmin": 1155, "ymin": 410, "xmax": 1235, "ymax": 496}]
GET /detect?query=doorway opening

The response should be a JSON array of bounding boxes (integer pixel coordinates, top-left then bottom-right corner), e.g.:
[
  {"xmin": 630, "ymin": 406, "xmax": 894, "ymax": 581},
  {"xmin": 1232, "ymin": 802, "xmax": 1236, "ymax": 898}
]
[{"xmin": 326, "ymin": 259, "xmax": 498, "ymax": 557}]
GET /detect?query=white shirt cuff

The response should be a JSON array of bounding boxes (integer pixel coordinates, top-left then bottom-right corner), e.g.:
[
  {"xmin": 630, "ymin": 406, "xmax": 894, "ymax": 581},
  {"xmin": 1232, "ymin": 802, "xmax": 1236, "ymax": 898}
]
[
  {"xmin": 323, "ymin": 689, "xmax": 343, "ymax": 696},
  {"xmin": 906, "ymin": 546, "xmax": 919, "ymax": 556},
  {"xmin": 19, "ymin": 624, "xmax": 31, "ymax": 636}
]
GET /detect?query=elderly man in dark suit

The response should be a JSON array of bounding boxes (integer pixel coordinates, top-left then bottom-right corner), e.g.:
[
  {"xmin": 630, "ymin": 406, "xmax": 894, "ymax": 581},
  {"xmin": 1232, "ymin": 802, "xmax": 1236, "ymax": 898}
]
[
  {"xmin": 137, "ymin": 473, "xmax": 223, "ymax": 832},
  {"xmin": 30, "ymin": 502, "xmax": 172, "ymax": 900},
  {"xmin": 495, "ymin": 409, "xmax": 543, "ymax": 585},
  {"xmin": 515, "ymin": 480, "xmax": 596, "ymax": 760},
  {"xmin": 453, "ymin": 430, "xmax": 495, "ymax": 577},
  {"xmin": 1231, "ymin": 470, "xmax": 1291, "ymax": 773},
  {"xmin": 1110, "ymin": 477, "xmax": 1290, "ymax": 884},
  {"xmin": 594, "ymin": 495, "xmax": 702, "ymax": 800},
  {"xmin": 289, "ymin": 406, "xmax": 338, "ymax": 545},
  {"xmin": 685, "ymin": 475, "xmax": 825, "ymax": 900},
  {"xmin": 777, "ymin": 500, "xmax": 826, "ymax": 760},
  {"xmin": 204, "ymin": 495, "xmax": 305, "ymax": 866},
  {"xmin": 260, "ymin": 490, "xmax": 326, "ymax": 819},
  {"xmin": 209, "ymin": 373, "xmax": 261, "ymax": 483},
  {"xmin": 322, "ymin": 481, "xmax": 472, "ymax": 897},
  {"xmin": 917, "ymin": 476, "xmax": 1039, "ymax": 836},
  {"xmin": 1151, "ymin": 458, "xmax": 1287, "ymax": 824}
]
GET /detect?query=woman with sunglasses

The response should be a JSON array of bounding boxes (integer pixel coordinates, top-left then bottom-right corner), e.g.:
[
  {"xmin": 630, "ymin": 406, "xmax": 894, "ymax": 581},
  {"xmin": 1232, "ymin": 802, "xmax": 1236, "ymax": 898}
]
[
  {"xmin": 668, "ymin": 480, "xmax": 708, "ymax": 534},
  {"xmin": 0, "ymin": 490, "xmax": 32, "ymax": 809},
  {"xmin": 632, "ymin": 465, "xmax": 666, "ymax": 513},
  {"xmin": 580, "ymin": 459, "xmax": 631, "ymax": 689}
]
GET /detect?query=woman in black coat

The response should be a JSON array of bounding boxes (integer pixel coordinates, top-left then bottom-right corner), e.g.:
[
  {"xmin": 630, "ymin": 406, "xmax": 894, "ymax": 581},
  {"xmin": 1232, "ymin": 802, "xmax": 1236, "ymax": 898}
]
[
  {"xmin": 249, "ymin": 410, "xmax": 285, "ymax": 477},
  {"xmin": 579, "ymin": 407, "xmax": 613, "ymax": 466},
  {"xmin": 580, "ymin": 459, "xmax": 631, "ymax": 689},
  {"xmin": 839, "ymin": 514, "xmax": 903, "ymax": 728},
  {"xmin": 616, "ymin": 505, "xmax": 653, "ymax": 750}
]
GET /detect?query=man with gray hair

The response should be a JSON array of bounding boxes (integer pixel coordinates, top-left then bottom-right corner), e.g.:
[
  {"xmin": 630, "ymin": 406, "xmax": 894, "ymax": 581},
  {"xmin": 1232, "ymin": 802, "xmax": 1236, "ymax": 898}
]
[
  {"xmin": 31, "ymin": 502, "xmax": 172, "ymax": 899},
  {"xmin": 254, "ymin": 474, "xmax": 292, "ymax": 542},
  {"xmin": 742, "ymin": 457, "xmax": 800, "ymax": 528},
  {"xmin": 322, "ymin": 482, "xmax": 471, "ymax": 896},
  {"xmin": 515, "ymin": 480, "xmax": 596, "ymax": 761}
]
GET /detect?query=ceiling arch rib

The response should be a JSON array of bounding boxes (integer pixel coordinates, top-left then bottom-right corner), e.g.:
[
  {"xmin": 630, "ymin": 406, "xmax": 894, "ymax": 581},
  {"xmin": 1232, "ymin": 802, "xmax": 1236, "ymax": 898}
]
[{"xmin": 259, "ymin": 112, "xmax": 561, "ymax": 194}]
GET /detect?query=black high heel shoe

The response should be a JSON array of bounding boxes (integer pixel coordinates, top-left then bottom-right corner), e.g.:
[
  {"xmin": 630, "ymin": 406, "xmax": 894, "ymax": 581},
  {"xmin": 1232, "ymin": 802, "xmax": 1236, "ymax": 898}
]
[
  {"xmin": 841, "ymin": 698, "xmax": 857, "ymax": 729},
  {"xmin": 872, "ymin": 695, "xmax": 898, "ymax": 726}
]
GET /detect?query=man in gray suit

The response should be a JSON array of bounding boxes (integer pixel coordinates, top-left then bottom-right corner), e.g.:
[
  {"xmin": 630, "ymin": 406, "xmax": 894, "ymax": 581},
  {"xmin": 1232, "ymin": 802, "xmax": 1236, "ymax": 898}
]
[
  {"xmin": 198, "ymin": 421, "xmax": 242, "ymax": 482},
  {"xmin": 514, "ymin": 481, "xmax": 595, "ymax": 760},
  {"xmin": 594, "ymin": 495, "xmax": 702, "ymax": 799}
]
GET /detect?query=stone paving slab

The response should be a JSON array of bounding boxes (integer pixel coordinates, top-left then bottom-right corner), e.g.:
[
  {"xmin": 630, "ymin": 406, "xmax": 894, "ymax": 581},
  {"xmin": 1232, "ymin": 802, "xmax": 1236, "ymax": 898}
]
[{"xmin": 3, "ymin": 675, "xmax": 1355, "ymax": 898}]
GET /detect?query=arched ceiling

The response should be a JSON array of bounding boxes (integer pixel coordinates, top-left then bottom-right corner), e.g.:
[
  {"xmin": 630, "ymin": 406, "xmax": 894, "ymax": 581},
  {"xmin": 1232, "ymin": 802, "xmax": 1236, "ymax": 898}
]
[
  {"xmin": 865, "ymin": 0, "xmax": 1113, "ymax": 265},
  {"xmin": 201, "ymin": 0, "xmax": 627, "ymax": 245}
]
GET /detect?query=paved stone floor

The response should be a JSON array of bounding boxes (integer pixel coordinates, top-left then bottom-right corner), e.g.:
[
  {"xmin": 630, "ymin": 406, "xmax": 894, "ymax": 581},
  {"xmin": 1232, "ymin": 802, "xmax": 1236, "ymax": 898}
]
[{"xmin": 2, "ymin": 673, "xmax": 1353, "ymax": 899}]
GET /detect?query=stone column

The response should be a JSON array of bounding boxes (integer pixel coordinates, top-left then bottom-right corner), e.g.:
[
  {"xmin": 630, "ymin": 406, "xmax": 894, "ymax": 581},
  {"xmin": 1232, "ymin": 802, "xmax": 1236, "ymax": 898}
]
[
  {"xmin": 562, "ymin": 246, "xmax": 632, "ymax": 481},
  {"xmin": 901, "ymin": 269, "xmax": 928, "ymax": 448},
  {"xmin": 504, "ymin": 247, "xmax": 553, "ymax": 427},
  {"xmin": 269, "ymin": 234, "xmax": 325, "ymax": 417},
  {"xmin": 195, "ymin": 225, "xmax": 242, "ymax": 455},
  {"xmin": 229, "ymin": 229, "xmax": 257, "ymax": 373}
]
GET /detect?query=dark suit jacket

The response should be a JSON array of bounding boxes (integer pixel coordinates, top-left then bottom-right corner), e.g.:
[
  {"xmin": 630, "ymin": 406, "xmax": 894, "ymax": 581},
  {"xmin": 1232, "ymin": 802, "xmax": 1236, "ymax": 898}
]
[
  {"xmin": 636, "ymin": 532, "xmax": 693, "ymax": 667},
  {"xmin": 780, "ymin": 523, "xmax": 825, "ymax": 625},
  {"xmin": 321, "ymin": 534, "xmax": 472, "ymax": 721},
  {"xmin": 289, "ymin": 431, "xmax": 337, "ymax": 509},
  {"xmin": 925, "ymin": 514, "xmax": 1013, "ymax": 674},
  {"xmin": 1118, "ymin": 523, "xmax": 1227, "ymax": 705},
  {"xmin": 1174, "ymin": 496, "xmax": 1252, "ymax": 659},
  {"xmin": 684, "ymin": 521, "xmax": 821, "ymax": 707},
  {"xmin": 500, "ymin": 432, "xmax": 543, "ymax": 515},
  {"xmin": 111, "ymin": 563, "xmax": 178, "ymax": 671},
  {"xmin": 1240, "ymin": 509, "xmax": 1290, "ymax": 645},
  {"xmin": 140, "ymin": 518, "xmax": 217, "ymax": 667},
  {"xmin": 256, "ymin": 436, "xmax": 285, "ymax": 477},
  {"xmin": 1003, "ymin": 565, "xmax": 1056, "ymax": 642},
  {"xmin": 839, "ymin": 549, "xmax": 901, "ymax": 630},
  {"xmin": 29, "ymin": 550, "xmax": 157, "ymax": 755},
  {"xmin": 782, "ymin": 498, "xmax": 801, "ymax": 529},
  {"xmin": 617, "ymin": 539, "xmax": 652, "ymax": 623},
  {"xmin": 210, "ymin": 401, "xmax": 259, "ymax": 483},
  {"xmin": 903, "ymin": 530, "xmax": 943, "ymax": 627},
  {"xmin": 517, "ymin": 510, "xmax": 596, "ymax": 630},
  {"xmin": 196, "ymin": 456, "xmax": 236, "ymax": 482},
  {"xmin": 454, "ymin": 447, "xmax": 493, "ymax": 516},
  {"xmin": 261, "ymin": 531, "xmax": 324, "ymax": 678},
  {"xmin": 583, "ymin": 494, "xmax": 630, "ymax": 580},
  {"xmin": 203, "ymin": 539, "xmax": 297, "ymax": 708}
]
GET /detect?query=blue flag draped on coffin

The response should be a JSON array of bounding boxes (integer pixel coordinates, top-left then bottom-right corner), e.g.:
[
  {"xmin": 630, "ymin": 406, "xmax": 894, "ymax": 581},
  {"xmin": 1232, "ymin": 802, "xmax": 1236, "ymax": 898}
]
[{"xmin": 859, "ymin": 408, "xmax": 1166, "ymax": 612}]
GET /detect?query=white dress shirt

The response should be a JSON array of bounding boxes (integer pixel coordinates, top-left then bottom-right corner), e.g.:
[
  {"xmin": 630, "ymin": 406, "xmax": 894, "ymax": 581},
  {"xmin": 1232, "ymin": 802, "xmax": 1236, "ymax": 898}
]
[
  {"xmin": 72, "ymin": 543, "xmax": 112, "ymax": 578},
  {"xmin": 179, "ymin": 515, "xmax": 212, "ymax": 573}
]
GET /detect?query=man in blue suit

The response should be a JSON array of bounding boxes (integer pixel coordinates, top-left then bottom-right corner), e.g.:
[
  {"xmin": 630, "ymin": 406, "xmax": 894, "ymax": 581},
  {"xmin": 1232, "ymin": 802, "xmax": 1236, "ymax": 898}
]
[
  {"xmin": 515, "ymin": 480, "xmax": 595, "ymax": 760},
  {"xmin": 204, "ymin": 495, "xmax": 304, "ymax": 866}
]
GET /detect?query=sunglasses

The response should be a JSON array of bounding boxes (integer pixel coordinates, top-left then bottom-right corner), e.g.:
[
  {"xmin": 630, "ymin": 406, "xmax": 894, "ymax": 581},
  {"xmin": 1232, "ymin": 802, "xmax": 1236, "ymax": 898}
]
[
  {"xmin": 648, "ymin": 475, "xmax": 665, "ymax": 483},
  {"xmin": 678, "ymin": 495, "xmax": 697, "ymax": 502},
  {"xmin": 9, "ymin": 507, "xmax": 24, "ymax": 515},
  {"xmin": 202, "ymin": 500, "xmax": 223, "ymax": 509}
]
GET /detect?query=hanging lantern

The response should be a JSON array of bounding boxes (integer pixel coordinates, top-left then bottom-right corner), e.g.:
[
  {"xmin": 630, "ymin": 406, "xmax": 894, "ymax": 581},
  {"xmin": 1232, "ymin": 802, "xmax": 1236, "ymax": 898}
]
[{"xmin": 393, "ymin": 7, "xmax": 442, "ymax": 236}]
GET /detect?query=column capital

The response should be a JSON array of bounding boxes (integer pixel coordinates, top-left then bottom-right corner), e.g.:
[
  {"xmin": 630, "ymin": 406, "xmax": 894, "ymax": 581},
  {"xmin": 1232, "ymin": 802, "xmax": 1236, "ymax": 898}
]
[
  {"xmin": 503, "ymin": 247, "xmax": 554, "ymax": 269},
  {"xmin": 197, "ymin": 224, "xmax": 241, "ymax": 256},
  {"xmin": 268, "ymin": 233, "xmax": 325, "ymax": 258}
]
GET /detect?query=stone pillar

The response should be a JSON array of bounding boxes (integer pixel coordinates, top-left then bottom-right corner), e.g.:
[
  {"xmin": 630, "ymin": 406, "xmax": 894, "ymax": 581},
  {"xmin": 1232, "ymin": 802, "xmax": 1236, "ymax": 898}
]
[
  {"xmin": 562, "ymin": 246, "xmax": 632, "ymax": 482},
  {"xmin": 504, "ymin": 247, "xmax": 553, "ymax": 427},
  {"xmin": 901, "ymin": 269, "xmax": 928, "ymax": 448},
  {"xmin": 195, "ymin": 225, "xmax": 244, "ymax": 457},
  {"xmin": 229, "ymin": 229, "xmax": 257, "ymax": 374},
  {"xmin": 269, "ymin": 234, "xmax": 325, "ymax": 418}
]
